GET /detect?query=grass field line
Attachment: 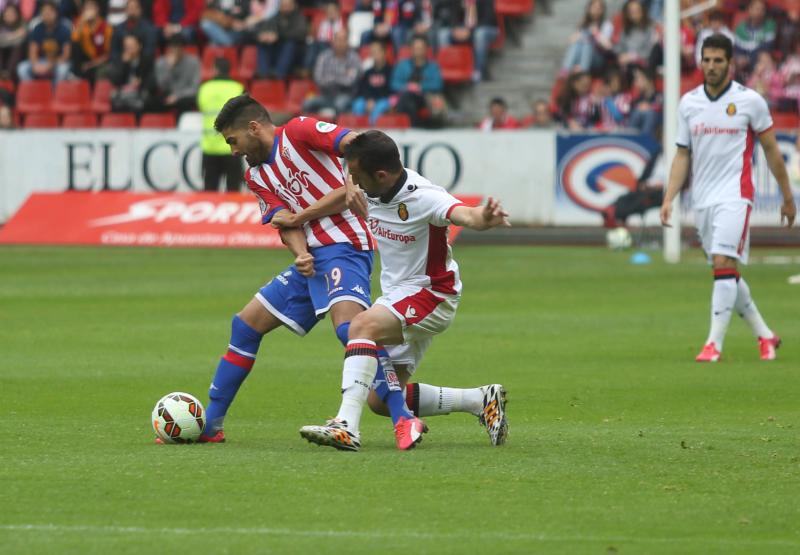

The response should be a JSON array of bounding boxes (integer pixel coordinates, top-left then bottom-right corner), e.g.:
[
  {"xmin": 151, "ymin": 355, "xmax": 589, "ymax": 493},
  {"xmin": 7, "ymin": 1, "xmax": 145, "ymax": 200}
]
[{"xmin": 1, "ymin": 524, "xmax": 799, "ymax": 547}]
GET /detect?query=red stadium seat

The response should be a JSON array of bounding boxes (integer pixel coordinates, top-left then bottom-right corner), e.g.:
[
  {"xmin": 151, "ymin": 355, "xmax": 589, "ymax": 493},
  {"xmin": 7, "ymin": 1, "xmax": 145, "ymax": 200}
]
[
  {"xmin": 340, "ymin": 0, "xmax": 356, "ymax": 15},
  {"xmin": 0, "ymin": 79, "xmax": 15, "ymax": 94},
  {"xmin": 52, "ymin": 79, "xmax": 91, "ymax": 114},
  {"xmin": 201, "ymin": 46, "xmax": 239, "ymax": 81},
  {"xmin": 91, "ymin": 80, "xmax": 113, "ymax": 114},
  {"xmin": 374, "ymin": 113, "xmax": 411, "ymax": 129},
  {"xmin": 238, "ymin": 46, "xmax": 258, "ymax": 82},
  {"xmin": 285, "ymin": 79, "xmax": 318, "ymax": 114},
  {"xmin": 139, "ymin": 112, "xmax": 176, "ymax": 128},
  {"xmin": 336, "ymin": 113, "xmax": 370, "ymax": 128},
  {"xmin": 62, "ymin": 113, "xmax": 98, "ymax": 128},
  {"xmin": 16, "ymin": 80, "xmax": 53, "ymax": 115},
  {"xmin": 100, "ymin": 113, "xmax": 137, "ymax": 128},
  {"xmin": 772, "ymin": 112, "xmax": 800, "ymax": 130},
  {"xmin": 250, "ymin": 79, "xmax": 287, "ymax": 113},
  {"xmin": 24, "ymin": 112, "xmax": 60, "ymax": 128},
  {"xmin": 495, "ymin": 0, "xmax": 534, "ymax": 16},
  {"xmin": 437, "ymin": 45, "xmax": 474, "ymax": 84}
]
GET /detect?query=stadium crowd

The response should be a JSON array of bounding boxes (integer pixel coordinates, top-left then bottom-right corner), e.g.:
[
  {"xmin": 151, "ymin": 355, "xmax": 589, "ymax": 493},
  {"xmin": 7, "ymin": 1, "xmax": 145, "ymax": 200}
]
[
  {"xmin": 0, "ymin": 0, "xmax": 533, "ymax": 129},
  {"xmin": 550, "ymin": 0, "xmax": 800, "ymax": 136}
]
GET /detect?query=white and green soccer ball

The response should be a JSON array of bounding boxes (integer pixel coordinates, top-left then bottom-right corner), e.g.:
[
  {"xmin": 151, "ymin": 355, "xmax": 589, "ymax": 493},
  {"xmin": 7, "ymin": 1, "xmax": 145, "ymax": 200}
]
[
  {"xmin": 606, "ymin": 227, "xmax": 632, "ymax": 251},
  {"xmin": 152, "ymin": 392, "xmax": 205, "ymax": 443}
]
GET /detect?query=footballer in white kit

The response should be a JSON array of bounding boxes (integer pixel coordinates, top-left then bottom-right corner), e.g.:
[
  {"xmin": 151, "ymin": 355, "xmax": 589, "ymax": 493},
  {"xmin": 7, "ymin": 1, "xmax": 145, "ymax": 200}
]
[
  {"xmin": 292, "ymin": 130, "xmax": 511, "ymax": 451},
  {"xmin": 661, "ymin": 34, "xmax": 796, "ymax": 362}
]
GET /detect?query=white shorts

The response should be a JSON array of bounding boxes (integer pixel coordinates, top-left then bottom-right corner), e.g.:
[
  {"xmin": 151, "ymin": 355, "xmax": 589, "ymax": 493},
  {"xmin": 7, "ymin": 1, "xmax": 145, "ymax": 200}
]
[
  {"xmin": 695, "ymin": 201, "xmax": 752, "ymax": 264},
  {"xmin": 374, "ymin": 284, "xmax": 459, "ymax": 375}
]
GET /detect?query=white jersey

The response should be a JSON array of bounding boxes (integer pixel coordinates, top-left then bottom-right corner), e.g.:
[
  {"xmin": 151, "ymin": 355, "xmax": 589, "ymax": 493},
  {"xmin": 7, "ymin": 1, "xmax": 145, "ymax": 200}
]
[
  {"xmin": 676, "ymin": 81, "xmax": 773, "ymax": 209},
  {"xmin": 365, "ymin": 168, "xmax": 464, "ymax": 297}
]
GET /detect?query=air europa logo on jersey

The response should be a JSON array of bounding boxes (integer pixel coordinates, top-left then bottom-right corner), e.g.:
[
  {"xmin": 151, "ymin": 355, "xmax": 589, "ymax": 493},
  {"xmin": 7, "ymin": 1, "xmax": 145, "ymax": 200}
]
[
  {"xmin": 557, "ymin": 137, "xmax": 650, "ymax": 212},
  {"xmin": 367, "ymin": 218, "xmax": 416, "ymax": 244},
  {"xmin": 692, "ymin": 122, "xmax": 739, "ymax": 135}
]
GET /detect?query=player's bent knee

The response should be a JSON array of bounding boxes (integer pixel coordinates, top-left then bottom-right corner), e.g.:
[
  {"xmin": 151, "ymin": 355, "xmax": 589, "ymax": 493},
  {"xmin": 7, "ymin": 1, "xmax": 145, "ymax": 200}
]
[{"xmin": 348, "ymin": 311, "xmax": 380, "ymax": 340}]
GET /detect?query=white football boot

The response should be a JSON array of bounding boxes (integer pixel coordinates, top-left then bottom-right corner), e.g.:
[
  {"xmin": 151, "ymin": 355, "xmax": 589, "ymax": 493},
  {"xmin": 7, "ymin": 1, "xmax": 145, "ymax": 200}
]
[
  {"xmin": 300, "ymin": 418, "xmax": 361, "ymax": 452},
  {"xmin": 478, "ymin": 384, "xmax": 508, "ymax": 446}
]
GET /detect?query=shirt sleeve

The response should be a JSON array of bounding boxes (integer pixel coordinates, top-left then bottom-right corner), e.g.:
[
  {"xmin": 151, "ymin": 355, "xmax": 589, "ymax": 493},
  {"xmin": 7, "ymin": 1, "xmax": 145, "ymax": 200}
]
[
  {"xmin": 749, "ymin": 92, "xmax": 773, "ymax": 134},
  {"xmin": 285, "ymin": 116, "xmax": 351, "ymax": 156},
  {"xmin": 245, "ymin": 172, "xmax": 289, "ymax": 225},
  {"xmin": 426, "ymin": 187, "xmax": 465, "ymax": 227},
  {"xmin": 675, "ymin": 97, "xmax": 691, "ymax": 148}
]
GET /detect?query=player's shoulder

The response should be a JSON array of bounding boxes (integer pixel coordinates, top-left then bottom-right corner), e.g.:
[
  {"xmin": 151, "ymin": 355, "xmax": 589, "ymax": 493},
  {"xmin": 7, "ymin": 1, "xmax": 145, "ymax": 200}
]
[
  {"xmin": 286, "ymin": 115, "xmax": 340, "ymax": 134},
  {"xmin": 729, "ymin": 82, "xmax": 768, "ymax": 107},
  {"xmin": 680, "ymin": 85, "xmax": 706, "ymax": 105},
  {"xmin": 400, "ymin": 169, "xmax": 447, "ymax": 198}
]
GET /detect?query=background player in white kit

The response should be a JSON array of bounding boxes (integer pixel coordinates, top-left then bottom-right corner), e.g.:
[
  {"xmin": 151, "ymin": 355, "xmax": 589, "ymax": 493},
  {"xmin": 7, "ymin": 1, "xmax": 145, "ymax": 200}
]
[
  {"xmin": 660, "ymin": 34, "xmax": 797, "ymax": 362},
  {"xmin": 292, "ymin": 130, "xmax": 511, "ymax": 450}
]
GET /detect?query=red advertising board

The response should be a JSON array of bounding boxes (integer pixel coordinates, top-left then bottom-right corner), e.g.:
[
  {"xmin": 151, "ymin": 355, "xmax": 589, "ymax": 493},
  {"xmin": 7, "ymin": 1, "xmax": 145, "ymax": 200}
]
[{"xmin": 0, "ymin": 192, "xmax": 481, "ymax": 248}]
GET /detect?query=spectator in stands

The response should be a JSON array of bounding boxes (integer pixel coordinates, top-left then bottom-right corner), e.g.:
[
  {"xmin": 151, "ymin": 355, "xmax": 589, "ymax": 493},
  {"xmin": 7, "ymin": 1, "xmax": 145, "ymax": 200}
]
[
  {"xmin": 70, "ymin": 0, "xmax": 112, "ymax": 83},
  {"xmin": 109, "ymin": 33, "xmax": 155, "ymax": 113},
  {"xmin": 359, "ymin": 0, "xmax": 394, "ymax": 49},
  {"xmin": 111, "ymin": 0, "xmax": 157, "ymax": 61},
  {"xmin": 390, "ymin": 34, "xmax": 446, "ymax": 127},
  {"xmin": 303, "ymin": 29, "xmax": 360, "ymax": 118},
  {"xmin": 478, "ymin": 97, "xmax": 519, "ymax": 131},
  {"xmin": 197, "ymin": 57, "xmax": 244, "ymax": 191},
  {"xmin": 778, "ymin": 38, "xmax": 800, "ymax": 112},
  {"xmin": 733, "ymin": 0, "xmax": 776, "ymax": 75},
  {"xmin": 679, "ymin": 15, "xmax": 694, "ymax": 72},
  {"xmin": 614, "ymin": 0, "xmax": 659, "ymax": 78},
  {"xmin": 154, "ymin": 34, "xmax": 199, "ymax": 116},
  {"xmin": 243, "ymin": 0, "xmax": 281, "ymax": 38},
  {"xmin": 351, "ymin": 39, "xmax": 392, "ymax": 125},
  {"xmin": 628, "ymin": 66, "xmax": 661, "ymax": 138},
  {"xmin": 253, "ymin": 0, "xmax": 306, "ymax": 79},
  {"xmin": 437, "ymin": 0, "xmax": 497, "ymax": 82},
  {"xmin": 556, "ymin": 70, "xmax": 598, "ymax": 130},
  {"xmin": 560, "ymin": 0, "xmax": 613, "ymax": 76},
  {"xmin": 747, "ymin": 50, "xmax": 782, "ymax": 106},
  {"xmin": 597, "ymin": 67, "xmax": 631, "ymax": 130},
  {"xmin": 153, "ymin": 0, "xmax": 203, "ymax": 44},
  {"xmin": 394, "ymin": 0, "xmax": 432, "ymax": 54},
  {"xmin": 776, "ymin": 1, "xmax": 799, "ymax": 55},
  {"xmin": 521, "ymin": 98, "xmax": 555, "ymax": 128},
  {"xmin": 200, "ymin": 0, "xmax": 249, "ymax": 46},
  {"xmin": 0, "ymin": 3, "xmax": 26, "ymax": 81},
  {"xmin": 304, "ymin": 1, "xmax": 344, "ymax": 73},
  {"xmin": 106, "ymin": 0, "xmax": 130, "ymax": 26},
  {"xmin": 0, "ymin": 103, "xmax": 13, "ymax": 128},
  {"xmin": 17, "ymin": 1, "xmax": 71, "ymax": 82},
  {"xmin": 694, "ymin": 10, "xmax": 734, "ymax": 68}
]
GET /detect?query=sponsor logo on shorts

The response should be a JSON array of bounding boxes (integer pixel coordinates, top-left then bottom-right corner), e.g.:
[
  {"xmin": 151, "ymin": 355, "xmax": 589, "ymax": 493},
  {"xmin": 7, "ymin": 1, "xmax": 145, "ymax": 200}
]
[
  {"xmin": 351, "ymin": 284, "xmax": 367, "ymax": 296},
  {"xmin": 405, "ymin": 305, "xmax": 417, "ymax": 319},
  {"xmin": 328, "ymin": 286, "xmax": 343, "ymax": 295},
  {"xmin": 275, "ymin": 274, "xmax": 289, "ymax": 285}
]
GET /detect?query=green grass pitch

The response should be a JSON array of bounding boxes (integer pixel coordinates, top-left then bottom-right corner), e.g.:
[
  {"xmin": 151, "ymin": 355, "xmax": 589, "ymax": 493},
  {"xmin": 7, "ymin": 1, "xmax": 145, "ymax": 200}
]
[{"xmin": 1, "ymin": 244, "xmax": 799, "ymax": 554}]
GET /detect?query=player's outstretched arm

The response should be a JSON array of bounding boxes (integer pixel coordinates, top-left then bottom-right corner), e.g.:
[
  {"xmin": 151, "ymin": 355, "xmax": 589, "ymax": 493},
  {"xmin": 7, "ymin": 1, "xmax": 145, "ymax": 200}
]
[
  {"xmin": 271, "ymin": 188, "xmax": 348, "ymax": 229},
  {"xmin": 278, "ymin": 227, "xmax": 315, "ymax": 277},
  {"xmin": 759, "ymin": 129, "xmax": 796, "ymax": 227},
  {"xmin": 660, "ymin": 146, "xmax": 690, "ymax": 227},
  {"xmin": 449, "ymin": 197, "xmax": 511, "ymax": 231}
]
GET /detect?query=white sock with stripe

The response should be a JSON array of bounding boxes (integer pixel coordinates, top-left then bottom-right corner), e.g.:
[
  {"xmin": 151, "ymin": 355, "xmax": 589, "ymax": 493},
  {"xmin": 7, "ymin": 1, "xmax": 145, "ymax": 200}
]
[
  {"xmin": 735, "ymin": 277, "xmax": 773, "ymax": 339},
  {"xmin": 415, "ymin": 384, "xmax": 483, "ymax": 416},
  {"xmin": 335, "ymin": 339, "xmax": 377, "ymax": 433}
]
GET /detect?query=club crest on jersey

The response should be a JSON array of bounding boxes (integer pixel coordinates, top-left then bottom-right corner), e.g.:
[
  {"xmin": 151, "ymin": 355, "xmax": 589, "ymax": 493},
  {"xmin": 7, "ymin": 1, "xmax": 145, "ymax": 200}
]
[
  {"xmin": 726, "ymin": 103, "xmax": 737, "ymax": 116},
  {"xmin": 316, "ymin": 121, "xmax": 337, "ymax": 133},
  {"xmin": 557, "ymin": 137, "xmax": 651, "ymax": 212},
  {"xmin": 398, "ymin": 202, "xmax": 409, "ymax": 221},
  {"xmin": 258, "ymin": 197, "xmax": 268, "ymax": 215},
  {"xmin": 281, "ymin": 145, "xmax": 291, "ymax": 161}
]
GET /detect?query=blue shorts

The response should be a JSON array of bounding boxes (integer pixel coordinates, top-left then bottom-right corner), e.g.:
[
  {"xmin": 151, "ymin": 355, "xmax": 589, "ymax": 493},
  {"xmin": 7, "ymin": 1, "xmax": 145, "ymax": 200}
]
[{"xmin": 255, "ymin": 243, "xmax": 374, "ymax": 336}]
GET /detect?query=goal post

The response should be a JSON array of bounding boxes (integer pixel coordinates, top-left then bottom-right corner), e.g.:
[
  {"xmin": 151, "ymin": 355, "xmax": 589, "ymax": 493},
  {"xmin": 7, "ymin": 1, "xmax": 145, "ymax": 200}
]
[{"xmin": 663, "ymin": 0, "xmax": 681, "ymax": 263}]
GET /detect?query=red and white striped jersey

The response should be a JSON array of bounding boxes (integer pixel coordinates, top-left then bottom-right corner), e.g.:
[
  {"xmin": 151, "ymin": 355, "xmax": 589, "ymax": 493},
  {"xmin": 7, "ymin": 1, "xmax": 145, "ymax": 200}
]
[
  {"xmin": 245, "ymin": 116, "xmax": 375, "ymax": 251},
  {"xmin": 365, "ymin": 168, "xmax": 464, "ymax": 297},
  {"xmin": 677, "ymin": 81, "xmax": 773, "ymax": 209}
]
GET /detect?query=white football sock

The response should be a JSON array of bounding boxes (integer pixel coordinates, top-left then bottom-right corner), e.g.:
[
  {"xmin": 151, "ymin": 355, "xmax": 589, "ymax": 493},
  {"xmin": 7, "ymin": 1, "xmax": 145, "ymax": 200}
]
[
  {"xmin": 735, "ymin": 277, "xmax": 773, "ymax": 339},
  {"xmin": 335, "ymin": 339, "xmax": 377, "ymax": 433},
  {"xmin": 416, "ymin": 384, "xmax": 483, "ymax": 416},
  {"xmin": 706, "ymin": 277, "xmax": 738, "ymax": 350}
]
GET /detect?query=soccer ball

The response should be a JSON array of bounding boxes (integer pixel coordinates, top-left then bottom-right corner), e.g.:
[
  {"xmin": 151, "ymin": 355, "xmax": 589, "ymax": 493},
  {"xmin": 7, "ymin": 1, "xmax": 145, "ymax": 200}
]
[
  {"xmin": 606, "ymin": 227, "xmax": 632, "ymax": 250},
  {"xmin": 152, "ymin": 392, "xmax": 205, "ymax": 443}
]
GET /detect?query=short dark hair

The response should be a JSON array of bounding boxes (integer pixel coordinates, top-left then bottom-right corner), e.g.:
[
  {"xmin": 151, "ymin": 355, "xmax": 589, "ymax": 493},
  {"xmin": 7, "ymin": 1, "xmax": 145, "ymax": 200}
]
[
  {"xmin": 489, "ymin": 97, "xmax": 507, "ymax": 108},
  {"xmin": 214, "ymin": 94, "xmax": 271, "ymax": 133},
  {"xmin": 701, "ymin": 33, "xmax": 733, "ymax": 61},
  {"xmin": 214, "ymin": 57, "xmax": 231, "ymax": 77},
  {"xmin": 343, "ymin": 130, "xmax": 403, "ymax": 174}
]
